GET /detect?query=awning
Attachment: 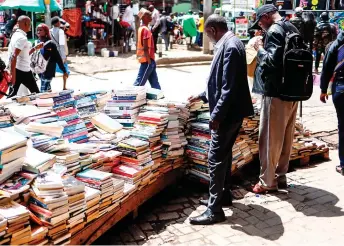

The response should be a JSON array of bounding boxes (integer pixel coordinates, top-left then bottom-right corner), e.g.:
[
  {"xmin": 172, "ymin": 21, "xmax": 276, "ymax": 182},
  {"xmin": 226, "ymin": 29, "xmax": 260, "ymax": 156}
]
[{"xmin": 0, "ymin": 0, "xmax": 62, "ymax": 13}]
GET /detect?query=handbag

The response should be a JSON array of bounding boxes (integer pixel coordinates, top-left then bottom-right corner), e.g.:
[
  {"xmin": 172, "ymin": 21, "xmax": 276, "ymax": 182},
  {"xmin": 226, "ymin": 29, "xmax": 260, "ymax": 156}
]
[{"xmin": 30, "ymin": 41, "xmax": 51, "ymax": 74}]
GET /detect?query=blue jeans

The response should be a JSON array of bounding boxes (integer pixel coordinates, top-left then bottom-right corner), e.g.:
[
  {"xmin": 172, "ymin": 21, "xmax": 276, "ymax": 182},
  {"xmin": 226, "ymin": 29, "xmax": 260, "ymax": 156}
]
[
  {"xmin": 333, "ymin": 81, "xmax": 344, "ymax": 167},
  {"xmin": 134, "ymin": 60, "xmax": 161, "ymax": 89},
  {"xmin": 196, "ymin": 32, "xmax": 203, "ymax": 47}
]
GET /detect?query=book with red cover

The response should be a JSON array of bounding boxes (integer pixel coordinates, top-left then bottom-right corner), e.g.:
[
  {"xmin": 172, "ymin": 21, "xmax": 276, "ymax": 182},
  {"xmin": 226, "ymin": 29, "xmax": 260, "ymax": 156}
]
[
  {"xmin": 56, "ymin": 108, "xmax": 78, "ymax": 118},
  {"xmin": 112, "ymin": 165, "xmax": 141, "ymax": 178}
]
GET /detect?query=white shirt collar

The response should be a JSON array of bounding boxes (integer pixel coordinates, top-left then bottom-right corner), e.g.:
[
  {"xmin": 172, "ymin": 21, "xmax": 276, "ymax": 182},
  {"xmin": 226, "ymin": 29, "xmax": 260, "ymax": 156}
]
[
  {"xmin": 214, "ymin": 31, "xmax": 232, "ymax": 50},
  {"xmin": 16, "ymin": 29, "xmax": 27, "ymax": 36}
]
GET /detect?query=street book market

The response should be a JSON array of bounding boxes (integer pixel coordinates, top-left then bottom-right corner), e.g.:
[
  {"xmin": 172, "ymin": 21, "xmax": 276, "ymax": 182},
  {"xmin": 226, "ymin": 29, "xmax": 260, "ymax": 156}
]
[{"xmin": 0, "ymin": 85, "xmax": 330, "ymax": 245}]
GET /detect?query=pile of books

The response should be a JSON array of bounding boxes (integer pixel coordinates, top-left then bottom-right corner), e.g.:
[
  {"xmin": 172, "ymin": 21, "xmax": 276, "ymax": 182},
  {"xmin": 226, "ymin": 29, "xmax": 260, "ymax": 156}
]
[
  {"xmin": 0, "ymin": 171, "xmax": 36, "ymax": 205},
  {"xmin": 84, "ymin": 186, "xmax": 100, "ymax": 224},
  {"xmin": 30, "ymin": 134, "xmax": 68, "ymax": 153},
  {"xmin": 29, "ymin": 171, "xmax": 70, "ymax": 245},
  {"xmin": 55, "ymin": 152, "xmax": 81, "ymax": 176},
  {"xmin": 0, "ymin": 130, "xmax": 28, "ymax": 183},
  {"xmin": 62, "ymin": 176, "xmax": 86, "ymax": 235},
  {"xmin": 111, "ymin": 178, "xmax": 124, "ymax": 206},
  {"xmin": 52, "ymin": 90, "xmax": 88, "ymax": 143},
  {"xmin": 0, "ymin": 198, "xmax": 31, "ymax": 245},
  {"xmin": 23, "ymin": 147, "xmax": 56, "ymax": 174},
  {"xmin": 29, "ymin": 225, "xmax": 49, "ymax": 245},
  {"xmin": 0, "ymin": 106, "xmax": 12, "ymax": 129},
  {"xmin": 105, "ymin": 86, "xmax": 147, "ymax": 128},
  {"xmin": 76, "ymin": 169, "xmax": 113, "ymax": 217},
  {"xmin": 91, "ymin": 150, "xmax": 122, "ymax": 173},
  {"xmin": 241, "ymin": 102, "xmax": 260, "ymax": 155}
]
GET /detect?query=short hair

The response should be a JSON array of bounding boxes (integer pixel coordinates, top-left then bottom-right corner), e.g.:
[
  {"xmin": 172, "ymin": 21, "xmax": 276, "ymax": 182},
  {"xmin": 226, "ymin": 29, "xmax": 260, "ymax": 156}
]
[
  {"xmin": 51, "ymin": 16, "xmax": 60, "ymax": 25},
  {"xmin": 204, "ymin": 14, "xmax": 228, "ymax": 31}
]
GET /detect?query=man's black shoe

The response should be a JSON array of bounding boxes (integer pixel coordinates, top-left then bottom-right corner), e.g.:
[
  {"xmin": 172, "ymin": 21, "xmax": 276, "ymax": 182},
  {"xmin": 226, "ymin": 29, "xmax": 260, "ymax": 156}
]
[{"xmin": 189, "ymin": 208, "xmax": 226, "ymax": 225}]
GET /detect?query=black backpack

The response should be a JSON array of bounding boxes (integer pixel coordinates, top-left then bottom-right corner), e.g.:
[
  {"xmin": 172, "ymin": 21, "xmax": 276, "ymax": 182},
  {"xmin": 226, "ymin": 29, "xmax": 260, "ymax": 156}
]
[{"xmin": 277, "ymin": 21, "xmax": 313, "ymax": 101}]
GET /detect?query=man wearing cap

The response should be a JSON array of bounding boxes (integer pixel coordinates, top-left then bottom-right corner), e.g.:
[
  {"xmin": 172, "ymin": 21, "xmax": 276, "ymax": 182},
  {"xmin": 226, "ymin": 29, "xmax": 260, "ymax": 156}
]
[
  {"xmin": 149, "ymin": 5, "xmax": 160, "ymax": 53},
  {"xmin": 187, "ymin": 14, "xmax": 253, "ymax": 225},
  {"xmin": 250, "ymin": 4, "xmax": 300, "ymax": 194},
  {"xmin": 133, "ymin": 9, "xmax": 161, "ymax": 89}
]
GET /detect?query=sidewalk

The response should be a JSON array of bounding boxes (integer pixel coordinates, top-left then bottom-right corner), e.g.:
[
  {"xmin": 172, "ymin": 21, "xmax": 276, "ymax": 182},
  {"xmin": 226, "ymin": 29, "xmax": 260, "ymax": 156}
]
[{"xmin": 68, "ymin": 48, "xmax": 213, "ymax": 75}]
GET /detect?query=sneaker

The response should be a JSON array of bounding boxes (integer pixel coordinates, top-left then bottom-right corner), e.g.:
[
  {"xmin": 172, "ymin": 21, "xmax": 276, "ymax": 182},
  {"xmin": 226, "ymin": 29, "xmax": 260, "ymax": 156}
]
[{"xmin": 336, "ymin": 166, "xmax": 344, "ymax": 176}]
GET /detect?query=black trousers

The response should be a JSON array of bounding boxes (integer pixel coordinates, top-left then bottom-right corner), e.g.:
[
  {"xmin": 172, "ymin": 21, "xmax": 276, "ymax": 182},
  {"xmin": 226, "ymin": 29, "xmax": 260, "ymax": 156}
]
[
  {"xmin": 315, "ymin": 48, "xmax": 325, "ymax": 70},
  {"xmin": 208, "ymin": 120, "xmax": 243, "ymax": 213},
  {"xmin": 152, "ymin": 28, "xmax": 159, "ymax": 53},
  {"xmin": 9, "ymin": 69, "xmax": 39, "ymax": 97}
]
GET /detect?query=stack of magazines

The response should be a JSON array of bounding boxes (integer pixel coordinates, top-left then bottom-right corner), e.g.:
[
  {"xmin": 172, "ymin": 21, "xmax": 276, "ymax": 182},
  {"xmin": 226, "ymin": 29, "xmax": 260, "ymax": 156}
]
[{"xmin": 0, "ymin": 106, "xmax": 12, "ymax": 129}]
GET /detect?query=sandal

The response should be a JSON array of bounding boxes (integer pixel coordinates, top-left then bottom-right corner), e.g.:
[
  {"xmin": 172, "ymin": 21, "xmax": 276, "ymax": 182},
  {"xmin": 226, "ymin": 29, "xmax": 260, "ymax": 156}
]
[
  {"xmin": 252, "ymin": 183, "xmax": 278, "ymax": 194},
  {"xmin": 335, "ymin": 166, "xmax": 344, "ymax": 176}
]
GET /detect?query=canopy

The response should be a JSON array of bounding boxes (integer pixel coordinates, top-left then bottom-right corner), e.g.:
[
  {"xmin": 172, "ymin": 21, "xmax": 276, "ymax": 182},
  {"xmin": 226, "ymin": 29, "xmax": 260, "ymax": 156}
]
[{"xmin": 0, "ymin": 0, "xmax": 62, "ymax": 13}]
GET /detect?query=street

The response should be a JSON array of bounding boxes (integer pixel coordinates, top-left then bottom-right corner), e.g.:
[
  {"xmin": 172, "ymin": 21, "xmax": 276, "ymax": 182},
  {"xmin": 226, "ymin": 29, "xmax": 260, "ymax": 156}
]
[{"xmin": 47, "ymin": 64, "xmax": 344, "ymax": 245}]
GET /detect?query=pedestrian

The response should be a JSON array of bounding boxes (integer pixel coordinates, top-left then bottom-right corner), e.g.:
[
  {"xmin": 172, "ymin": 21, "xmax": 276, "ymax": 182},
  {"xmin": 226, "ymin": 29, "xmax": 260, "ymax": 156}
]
[
  {"xmin": 123, "ymin": 1, "xmax": 136, "ymax": 42},
  {"xmin": 159, "ymin": 11, "xmax": 170, "ymax": 51},
  {"xmin": 251, "ymin": 4, "xmax": 300, "ymax": 193},
  {"xmin": 320, "ymin": 30, "xmax": 344, "ymax": 175},
  {"xmin": 50, "ymin": 16, "xmax": 70, "ymax": 90},
  {"xmin": 188, "ymin": 14, "xmax": 253, "ymax": 225},
  {"xmin": 133, "ymin": 9, "xmax": 161, "ymax": 89},
  {"xmin": 183, "ymin": 10, "xmax": 197, "ymax": 46},
  {"xmin": 248, "ymin": 13, "xmax": 257, "ymax": 39},
  {"xmin": 35, "ymin": 24, "xmax": 68, "ymax": 93},
  {"xmin": 302, "ymin": 11, "xmax": 316, "ymax": 52},
  {"xmin": 148, "ymin": 5, "xmax": 160, "ymax": 53},
  {"xmin": 5, "ymin": 14, "xmax": 16, "ymax": 37},
  {"xmin": 196, "ymin": 11, "xmax": 204, "ymax": 47},
  {"xmin": 290, "ymin": 7, "xmax": 305, "ymax": 37},
  {"xmin": 7, "ymin": 16, "xmax": 43, "ymax": 97},
  {"xmin": 314, "ymin": 12, "xmax": 337, "ymax": 74}
]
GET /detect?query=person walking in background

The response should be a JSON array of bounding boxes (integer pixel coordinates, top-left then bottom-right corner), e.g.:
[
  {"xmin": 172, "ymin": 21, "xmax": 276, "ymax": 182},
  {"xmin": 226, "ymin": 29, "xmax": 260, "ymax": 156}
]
[
  {"xmin": 196, "ymin": 11, "xmax": 204, "ymax": 47},
  {"xmin": 123, "ymin": 1, "xmax": 136, "ymax": 42},
  {"xmin": 250, "ymin": 5, "xmax": 300, "ymax": 193},
  {"xmin": 7, "ymin": 16, "xmax": 43, "ymax": 97},
  {"xmin": 188, "ymin": 15, "xmax": 253, "ymax": 225},
  {"xmin": 314, "ymin": 12, "xmax": 338, "ymax": 74},
  {"xmin": 290, "ymin": 7, "xmax": 305, "ymax": 37},
  {"xmin": 159, "ymin": 11, "xmax": 170, "ymax": 51},
  {"xmin": 149, "ymin": 5, "xmax": 160, "ymax": 53},
  {"xmin": 35, "ymin": 24, "xmax": 68, "ymax": 92},
  {"xmin": 50, "ymin": 16, "xmax": 69, "ymax": 90},
  {"xmin": 320, "ymin": 30, "xmax": 344, "ymax": 175},
  {"xmin": 133, "ymin": 9, "xmax": 161, "ymax": 89},
  {"xmin": 5, "ymin": 14, "xmax": 16, "ymax": 37},
  {"xmin": 183, "ymin": 10, "xmax": 197, "ymax": 46},
  {"xmin": 302, "ymin": 11, "xmax": 316, "ymax": 52}
]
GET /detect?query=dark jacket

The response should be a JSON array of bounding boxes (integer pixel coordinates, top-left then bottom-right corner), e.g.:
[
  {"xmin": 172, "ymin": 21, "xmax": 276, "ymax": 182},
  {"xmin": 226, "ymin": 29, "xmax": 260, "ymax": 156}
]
[
  {"xmin": 253, "ymin": 20, "xmax": 299, "ymax": 97},
  {"xmin": 199, "ymin": 32, "xmax": 254, "ymax": 123},
  {"xmin": 314, "ymin": 21, "xmax": 337, "ymax": 50},
  {"xmin": 320, "ymin": 31, "xmax": 344, "ymax": 93},
  {"xmin": 41, "ymin": 40, "xmax": 66, "ymax": 79},
  {"xmin": 290, "ymin": 16, "xmax": 305, "ymax": 38}
]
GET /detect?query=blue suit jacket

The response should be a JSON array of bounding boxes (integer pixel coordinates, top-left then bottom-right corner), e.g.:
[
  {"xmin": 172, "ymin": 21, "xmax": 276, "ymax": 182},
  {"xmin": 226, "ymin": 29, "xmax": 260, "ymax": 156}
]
[{"xmin": 200, "ymin": 33, "xmax": 254, "ymax": 124}]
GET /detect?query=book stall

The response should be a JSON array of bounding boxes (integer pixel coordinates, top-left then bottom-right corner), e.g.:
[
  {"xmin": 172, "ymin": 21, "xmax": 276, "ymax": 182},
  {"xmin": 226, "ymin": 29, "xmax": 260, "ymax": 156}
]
[{"xmin": 0, "ymin": 87, "xmax": 329, "ymax": 245}]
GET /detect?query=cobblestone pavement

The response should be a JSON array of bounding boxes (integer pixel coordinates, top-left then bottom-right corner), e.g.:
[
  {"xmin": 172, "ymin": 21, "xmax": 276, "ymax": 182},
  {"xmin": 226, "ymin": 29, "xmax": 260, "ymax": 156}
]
[{"xmin": 95, "ymin": 150, "xmax": 344, "ymax": 246}]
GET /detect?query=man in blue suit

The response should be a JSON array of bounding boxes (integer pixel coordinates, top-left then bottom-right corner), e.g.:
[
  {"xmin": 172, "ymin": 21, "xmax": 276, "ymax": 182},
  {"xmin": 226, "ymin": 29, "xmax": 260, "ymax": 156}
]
[{"xmin": 188, "ymin": 14, "xmax": 254, "ymax": 225}]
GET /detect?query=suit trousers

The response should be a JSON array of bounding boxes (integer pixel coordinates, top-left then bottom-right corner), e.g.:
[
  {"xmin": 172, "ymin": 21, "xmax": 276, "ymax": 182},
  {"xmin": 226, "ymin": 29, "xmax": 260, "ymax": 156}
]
[
  {"xmin": 208, "ymin": 120, "xmax": 243, "ymax": 213},
  {"xmin": 258, "ymin": 96, "xmax": 298, "ymax": 188}
]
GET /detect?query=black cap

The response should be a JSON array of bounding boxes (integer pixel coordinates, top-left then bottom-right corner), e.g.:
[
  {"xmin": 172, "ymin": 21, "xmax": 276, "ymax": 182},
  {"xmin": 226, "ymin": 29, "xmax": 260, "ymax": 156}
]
[{"xmin": 250, "ymin": 4, "xmax": 278, "ymax": 30}]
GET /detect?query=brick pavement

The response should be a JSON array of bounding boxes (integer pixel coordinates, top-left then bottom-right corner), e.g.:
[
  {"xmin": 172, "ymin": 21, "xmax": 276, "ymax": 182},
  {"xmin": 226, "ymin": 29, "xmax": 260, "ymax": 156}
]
[{"xmin": 95, "ymin": 150, "xmax": 344, "ymax": 246}]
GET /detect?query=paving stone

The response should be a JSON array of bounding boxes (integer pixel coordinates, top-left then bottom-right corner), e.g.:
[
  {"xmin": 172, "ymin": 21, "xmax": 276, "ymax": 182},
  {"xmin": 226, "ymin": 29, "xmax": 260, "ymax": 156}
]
[
  {"xmin": 178, "ymin": 226, "xmax": 194, "ymax": 235},
  {"xmin": 228, "ymin": 235, "xmax": 246, "ymax": 243},
  {"xmin": 242, "ymin": 225, "xmax": 267, "ymax": 238},
  {"xmin": 289, "ymin": 187, "xmax": 308, "ymax": 195},
  {"xmin": 245, "ymin": 216, "xmax": 260, "ymax": 225},
  {"xmin": 288, "ymin": 192, "xmax": 306, "ymax": 202},
  {"xmin": 199, "ymin": 228, "xmax": 213, "ymax": 236},
  {"xmin": 144, "ymin": 214, "xmax": 158, "ymax": 222},
  {"xmin": 314, "ymin": 195, "xmax": 337, "ymax": 205},
  {"xmin": 139, "ymin": 222, "xmax": 153, "ymax": 231},
  {"xmin": 183, "ymin": 208, "xmax": 194, "ymax": 216},
  {"xmin": 128, "ymin": 225, "xmax": 146, "ymax": 241},
  {"xmin": 265, "ymin": 216, "xmax": 283, "ymax": 227},
  {"xmin": 255, "ymin": 221, "xmax": 270, "ymax": 230},
  {"xmin": 163, "ymin": 204, "xmax": 184, "ymax": 212},
  {"xmin": 210, "ymin": 225, "xmax": 235, "ymax": 238},
  {"xmin": 305, "ymin": 190, "xmax": 328, "ymax": 200},
  {"xmin": 230, "ymin": 217, "xmax": 249, "ymax": 226},
  {"xmin": 178, "ymin": 232, "xmax": 203, "ymax": 243},
  {"xmin": 233, "ymin": 209, "xmax": 251, "ymax": 219},
  {"xmin": 207, "ymin": 234, "xmax": 231, "ymax": 245},
  {"xmin": 233, "ymin": 202, "xmax": 252, "ymax": 211},
  {"xmin": 158, "ymin": 212, "xmax": 180, "ymax": 220},
  {"xmin": 187, "ymin": 239, "xmax": 206, "ymax": 245},
  {"xmin": 120, "ymin": 231, "xmax": 135, "ymax": 243},
  {"xmin": 169, "ymin": 197, "xmax": 188, "ymax": 204}
]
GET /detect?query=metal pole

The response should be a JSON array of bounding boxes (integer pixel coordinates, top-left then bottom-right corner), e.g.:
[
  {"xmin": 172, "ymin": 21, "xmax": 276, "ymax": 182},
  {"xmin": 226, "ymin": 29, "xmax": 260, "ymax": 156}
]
[
  {"xmin": 45, "ymin": 4, "xmax": 51, "ymax": 28},
  {"xmin": 203, "ymin": 0, "xmax": 212, "ymax": 54}
]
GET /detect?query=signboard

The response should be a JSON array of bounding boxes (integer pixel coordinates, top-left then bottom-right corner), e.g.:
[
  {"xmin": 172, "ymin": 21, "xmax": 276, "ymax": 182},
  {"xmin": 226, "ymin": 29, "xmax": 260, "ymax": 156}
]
[
  {"xmin": 63, "ymin": 0, "xmax": 76, "ymax": 9},
  {"xmin": 235, "ymin": 17, "xmax": 249, "ymax": 40},
  {"xmin": 230, "ymin": 0, "xmax": 255, "ymax": 9}
]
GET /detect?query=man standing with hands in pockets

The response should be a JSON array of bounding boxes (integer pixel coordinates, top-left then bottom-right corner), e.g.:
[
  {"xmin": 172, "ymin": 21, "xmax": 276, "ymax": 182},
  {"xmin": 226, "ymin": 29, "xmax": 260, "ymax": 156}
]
[{"xmin": 188, "ymin": 14, "xmax": 253, "ymax": 225}]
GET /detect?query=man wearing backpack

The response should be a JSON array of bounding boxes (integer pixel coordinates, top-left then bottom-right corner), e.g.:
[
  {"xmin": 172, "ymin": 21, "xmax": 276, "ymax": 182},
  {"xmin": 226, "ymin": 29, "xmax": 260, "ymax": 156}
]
[
  {"xmin": 251, "ymin": 5, "xmax": 307, "ymax": 193},
  {"xmin": 320, "ymin": 31, "xmax": 344, "ymax": 175}
]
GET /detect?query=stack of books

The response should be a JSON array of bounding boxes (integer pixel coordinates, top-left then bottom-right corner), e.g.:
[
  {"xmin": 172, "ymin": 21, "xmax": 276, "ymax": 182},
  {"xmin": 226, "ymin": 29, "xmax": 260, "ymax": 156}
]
[
  {"xmin": 62, "ymin": 176, "xmax": 86, "ymax": 235},
  {"xmin": 111, "ymin": 178, "xmax": 124, "ymax": 206},
  {"xmin": 55, "ymin": 152, "xmax": 81, "ymax": 176},
  {"xmin": 0, "ymin": 171, "xmax": 36, "ymax": 205},
  {"xmin": 28, "ymin": 225, "xmax": 49, "ymax": 245},
  {"xmin": 29, "ymin": 171, "xmax": 70, "ymax": 244},
  {"xmin": 0, "ymin": 130, "xmax": 28, "ymax": 183},
  {"xmin": 0, "ymin": 198, "xmax": 31, "ymax": 245},
  {"xmin": 76, "ymin": 170, "xmax": 113, "ymax": 217},
  {"xmin": 84, "ymin": 186, "xmax": 100, "ymax": 224},
  {"xmin": 146, "ymin": 88, "xmax": 164, "ymax": 100},
  {"xmin": 30, "ymin": 134, "xmax": 68, "ymax": 153},
  {"xmin": 51, "ymin": 90, "xmax": 88, "ymax": 144},
  {"xmin": 91, "ymin": 113, "xmax": 123, "ymax": 134},
  {"xmin": 23, "ymin": 147, "xmax": 56, "ymax": 174},
  {"xmin": 0, "ymin": 215, "xmax": 6, "ymax": 245},
  {"xmin": 0, "ymin": 106, "xmax": 12, "ymax": 129},
  {"xmin": 105, "ymin": 86, "xmax": 147, "ymax": 128},
  {"xmin": 91, "ymin": 150, "xmax": 122, "ymax": 173}
]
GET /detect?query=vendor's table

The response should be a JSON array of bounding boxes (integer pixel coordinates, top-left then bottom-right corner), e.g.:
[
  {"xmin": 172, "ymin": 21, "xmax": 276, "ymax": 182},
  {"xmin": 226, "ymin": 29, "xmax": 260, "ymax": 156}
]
[{"xmin": 70, "ymin": 168, "xmax": 183, "ymax": 245}]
